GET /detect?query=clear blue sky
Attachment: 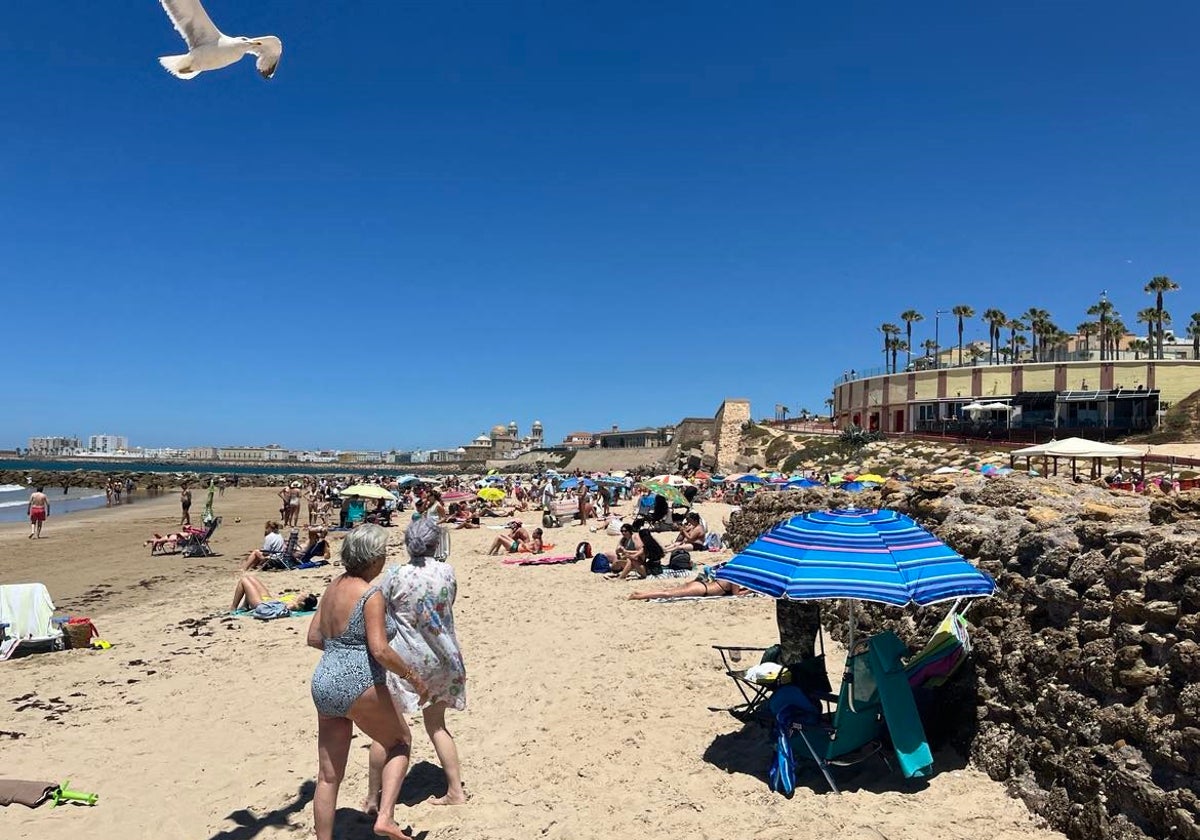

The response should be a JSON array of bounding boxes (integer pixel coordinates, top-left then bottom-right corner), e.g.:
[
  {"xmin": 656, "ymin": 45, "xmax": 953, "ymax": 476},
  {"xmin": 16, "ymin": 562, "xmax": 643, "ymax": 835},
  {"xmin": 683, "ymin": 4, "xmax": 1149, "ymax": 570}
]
[{"xmin": 5, "ymin": 2, "xmax": 1200, "ymax": 450}]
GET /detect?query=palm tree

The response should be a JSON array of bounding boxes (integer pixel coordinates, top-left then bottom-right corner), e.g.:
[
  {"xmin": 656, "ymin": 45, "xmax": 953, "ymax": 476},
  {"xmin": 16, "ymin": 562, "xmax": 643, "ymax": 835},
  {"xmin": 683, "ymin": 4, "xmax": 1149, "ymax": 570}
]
[
  {"xmin": 982, "ymin": 308, "xmax": 1007, "ymax": 364},
  {"xmin": 1129, "ymin": 338, "xmax": 1150, "ymax": 360},
  {"xmin": 1006, "ymin": 318, "xmax": 1025, "ymax": 361},
  {"xmin": 967, "ymin": 344, "xmax": 986, "ymax": 365},
  {"xmin": 1188, "ymin": 313, "xmax": 1200, "ymax": 360},
  {"xmin": 1106, "ymin": 317, "xmax": 1127, "ymax": 359},
  {"xmin": 879, "ymin": 323, "xmax": 900, "ymax": 373},
  {"xmin": 888, "ymin": 338, "xmax": 909, "ymax": 374},
  {"xmin": 900, "ymin": 310, "xmax": 923, "ymax": 370},
  {"xmin": 952, "ymin": 304, "xmax": 974, "ymax": 366},
  {"xmin": 1145, "ymin": 275, "xmax": 1179, "ymax": 359},
  {"xmin": 1022, "ymin": 308, "xmax": 1051, "ymax": 361},
  {"xmin": 921, "ymin": 338, "xmax": 938, "ymax": 361},
  {"xmin": 1076, "ymin": 321, "xmax": 1099, "ymax": 356},
  {"xmin": 1013, "ymin": 334, "xmax": 1029, "ymax": 360},
  {"xmin": 823, "ymin": 397, "xmax": 834, "ymax": 417},
  {"xmin": 1086, "ymin": 297, "xmax": 1115, "ymax": 361},
  {"xmin": 1136, "ymin": 307, "xmax": 1159, "ymax": 355}
]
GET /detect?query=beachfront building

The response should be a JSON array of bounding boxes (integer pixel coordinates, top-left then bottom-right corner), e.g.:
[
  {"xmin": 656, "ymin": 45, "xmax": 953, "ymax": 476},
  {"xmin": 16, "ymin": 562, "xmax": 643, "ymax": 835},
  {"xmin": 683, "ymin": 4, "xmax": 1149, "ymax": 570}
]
[
  {"xmin": 830, "ymin": 358, "xmax": 1200, "ymax": 439},
  {"xmin": 428, "ymin": 448, "xmax": 465, "ymax": 463},
  {"xmin": 561, "ymin": 431, "xmax": 596, "ymax": 449},
  {"xmin": 216, "ymin": 445, "xmax": 289, "ymax": 462},
  {"xmin": 596, "ymin": 425, "xmax": 675, "ymax": 449},
  {"xmin": 27, "ymin": 436, "xmax": 82, "ymax": 456},
  {"xmin": 87, "ymin": 434, "xmax": 129, "ymax": 454},
  {"xmin": 456, "ymin": 422, "xmax": 544, "ymax": 461}
]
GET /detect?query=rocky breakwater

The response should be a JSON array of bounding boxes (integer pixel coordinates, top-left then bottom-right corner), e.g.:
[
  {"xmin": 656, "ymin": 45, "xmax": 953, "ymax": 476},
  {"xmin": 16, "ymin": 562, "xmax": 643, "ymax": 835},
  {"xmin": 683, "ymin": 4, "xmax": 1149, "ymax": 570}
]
[
  {"xmin": 1, "ymin": 469, "xmax": 293, "ymax": 490},
  {"xmin": 725, "ymin": 475, "xmax": 1200, "ymax": 840}
]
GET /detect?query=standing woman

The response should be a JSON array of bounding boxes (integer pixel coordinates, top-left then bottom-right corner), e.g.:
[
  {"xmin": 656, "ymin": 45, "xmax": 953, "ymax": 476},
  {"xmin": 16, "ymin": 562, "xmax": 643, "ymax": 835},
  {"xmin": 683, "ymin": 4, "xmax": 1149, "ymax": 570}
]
[
  {"xmin": 367, "ymin": 516, "xmax": 468, "ymax": 810},
  {"xmin": 307, "ymin": 524, "xmax": 429, "ymax": 840}
]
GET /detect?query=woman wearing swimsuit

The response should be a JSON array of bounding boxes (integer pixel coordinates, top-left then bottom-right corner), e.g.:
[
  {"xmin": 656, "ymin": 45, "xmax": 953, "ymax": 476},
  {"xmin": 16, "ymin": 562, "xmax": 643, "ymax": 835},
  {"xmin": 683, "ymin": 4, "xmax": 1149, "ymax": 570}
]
[
  {"xmin": 307, "ymin": 525, "xmax": 429, "ymax": 840},
  {"xmin": 664, "ymin": 511, "xmax": 707, "ymax": 552},
  {"xmin": 628, "ymin": 565, "xmax": 749, "ymax": 600}
]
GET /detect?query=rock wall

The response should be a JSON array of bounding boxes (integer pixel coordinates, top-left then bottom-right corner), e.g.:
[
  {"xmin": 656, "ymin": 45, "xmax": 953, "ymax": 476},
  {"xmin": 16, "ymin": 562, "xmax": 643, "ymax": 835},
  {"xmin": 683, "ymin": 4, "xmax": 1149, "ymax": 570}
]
[
  {"xmin": 724, "ymin": 477, "xmax": 1200, "ymax": 840},
  {"xmin": 713, "ymin": 399, "xmax": 751, "ymax": 473}
]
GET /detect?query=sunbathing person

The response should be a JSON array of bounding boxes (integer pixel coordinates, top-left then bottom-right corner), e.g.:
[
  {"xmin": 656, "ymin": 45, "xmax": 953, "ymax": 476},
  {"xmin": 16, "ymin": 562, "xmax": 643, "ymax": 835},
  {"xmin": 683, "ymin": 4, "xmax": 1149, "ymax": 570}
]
[
  {"xmin": 628, "ymin": 578, "xmax": 748, "ymax": 600},
  {"xmin": 608, "ymin": 523, "xmax": 640, "ymax": 574},
  {"xmin": 230, "ymin": 574, "xmax": 319, "ymax": 612},
  {"xmin": 616, "ymin": 527, "xmax": 665, "ymax": 579},
  {"xmin": 486, "ymin": 522, "xmax": 534, "ymax": 555},
  {"xmin": 242, "ymin": 520, "xmax": 287, "ymax": 571},
  {"xmin": 664, "ymin": 512, "xmax": 707, "ymax": 552}
]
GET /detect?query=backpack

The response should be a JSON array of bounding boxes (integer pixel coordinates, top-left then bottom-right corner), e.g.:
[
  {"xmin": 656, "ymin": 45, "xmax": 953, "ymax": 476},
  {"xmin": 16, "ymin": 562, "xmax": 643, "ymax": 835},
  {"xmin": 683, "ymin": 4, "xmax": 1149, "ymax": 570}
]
[
  {"xmin": 575, "ymin": 541, "xmax": 593, "ymax": 561},
  {"xmin": 669, "ymin": 549, "xmax": 693, "ymax": 571},
  {"xmin": 590, "ymin": 552, "xmax": 611, "ymax": 573},
  {"xmin": 252, "ymin": 601, "xmax": 292, "ymax": 621},
  {"xmin": 704, "ymin": 532, "xmax": 722, "ymax": 551}
]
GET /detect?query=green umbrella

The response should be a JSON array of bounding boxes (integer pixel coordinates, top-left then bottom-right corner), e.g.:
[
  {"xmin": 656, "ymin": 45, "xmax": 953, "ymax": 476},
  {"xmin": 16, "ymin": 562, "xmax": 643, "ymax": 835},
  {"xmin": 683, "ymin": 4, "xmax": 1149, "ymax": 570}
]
[{"xmin": 639, "ymin": 480, "xmax": 688, "ymax": 507}]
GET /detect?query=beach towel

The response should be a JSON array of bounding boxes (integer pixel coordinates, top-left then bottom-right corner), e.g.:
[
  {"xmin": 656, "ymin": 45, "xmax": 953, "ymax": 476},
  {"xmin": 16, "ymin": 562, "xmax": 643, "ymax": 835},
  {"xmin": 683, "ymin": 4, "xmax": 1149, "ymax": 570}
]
[
  {"xmin": 0, "ymin": 584, "xmax": 60, "ymax": 661},
  {"xmin": 643, "ymin": 593, "xmax": 764, "ymax": 603},
  {"xmin": 0, "ymin": 780, "xmax": 57, "ymax": 808},
  {"xmin": 501, "ymin": 555, "xmax": 577, "ymax": 566}
]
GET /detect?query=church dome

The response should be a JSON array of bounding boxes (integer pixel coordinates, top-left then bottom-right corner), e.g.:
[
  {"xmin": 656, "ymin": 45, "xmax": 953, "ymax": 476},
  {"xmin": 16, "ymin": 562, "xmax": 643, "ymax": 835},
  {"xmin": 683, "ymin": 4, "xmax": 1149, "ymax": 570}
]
[
  {"xmin": 507, "ymin": 421, "xmax": 519, "ymax": 434},
  {"xmin": 532, "ymin": 419, "xmax": 542, "ymax": 429},
  {"xmin": 474, "ymin": 434, "xmax": 492, "ymax": 444},
  {"xmin": 490, "ymin": 424, "xmax": 507, "ymax": 439}
]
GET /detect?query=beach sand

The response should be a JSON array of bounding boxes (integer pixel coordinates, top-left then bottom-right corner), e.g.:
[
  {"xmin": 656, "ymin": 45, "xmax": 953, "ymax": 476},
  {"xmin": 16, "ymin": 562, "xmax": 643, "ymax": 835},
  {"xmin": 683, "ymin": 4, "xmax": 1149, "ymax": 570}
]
[{"xmin": 0, "ymin": 487, "xmax": 1065, "ymax": 840}]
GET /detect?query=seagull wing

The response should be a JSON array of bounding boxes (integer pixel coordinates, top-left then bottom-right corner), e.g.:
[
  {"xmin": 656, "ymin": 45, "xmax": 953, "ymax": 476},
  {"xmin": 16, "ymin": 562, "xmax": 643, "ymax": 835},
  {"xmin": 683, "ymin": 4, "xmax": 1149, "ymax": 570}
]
[
  {"xmin": 159, "ymin": 0, "xmax": 223, "ymax": 49},
  {"xmin": 249, "ymin": 36, "xmax": 283, "ymax": 79}
]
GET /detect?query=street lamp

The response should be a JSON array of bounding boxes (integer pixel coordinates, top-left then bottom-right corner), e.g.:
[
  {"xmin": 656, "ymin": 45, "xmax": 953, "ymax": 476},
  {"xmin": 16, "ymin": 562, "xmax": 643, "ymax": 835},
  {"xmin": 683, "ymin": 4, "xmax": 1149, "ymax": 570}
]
[{"xmin": 933, "ymin": 308, "xmax": 951, "ymax": 369}]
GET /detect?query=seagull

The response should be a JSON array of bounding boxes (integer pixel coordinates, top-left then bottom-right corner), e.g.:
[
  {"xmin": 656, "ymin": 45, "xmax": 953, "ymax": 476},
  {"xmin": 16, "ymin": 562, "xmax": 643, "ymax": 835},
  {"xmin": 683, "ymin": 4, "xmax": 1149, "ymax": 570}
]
[{"xmin": 157, "ymin": 0, "xmax": 282, "ymax": 80}]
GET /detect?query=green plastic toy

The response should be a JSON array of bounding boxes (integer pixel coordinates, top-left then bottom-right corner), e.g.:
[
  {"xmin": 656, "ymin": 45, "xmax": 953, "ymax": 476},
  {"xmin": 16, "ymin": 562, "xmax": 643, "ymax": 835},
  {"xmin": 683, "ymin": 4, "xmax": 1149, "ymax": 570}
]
[{"xmin": 49, "ymin": 780, "xmax": 98, "ymax": 807}]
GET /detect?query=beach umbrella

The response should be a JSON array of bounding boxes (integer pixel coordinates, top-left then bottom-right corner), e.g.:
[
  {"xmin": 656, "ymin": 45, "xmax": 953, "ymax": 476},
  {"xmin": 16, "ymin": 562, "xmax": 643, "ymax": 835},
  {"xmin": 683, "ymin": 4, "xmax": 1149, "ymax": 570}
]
[
  {"xmin": 734, "ymin": 475, "xmax": 766, "ymax": 485},
  {"xmin": 856, "ymin": 474, "xmax": 886, "ymax": 485},
  {"xmin": 716, "ymin": 509, "xmax": 995, "ymax": 648},
  {"xmin": 694, "ymin": 471, "xmax": 712, "ymax": 481},
  {"xmin": 480, "ymin": 475, "xmax": 506, "ymax": 485},
  {"xmin": 596, "ymin": 476, "xmax": 625, "ymax": 486},
  {"xmin": 828, "ymin": 473, "xmax": 845, "ymax": 485},
  {"xmin": 932, "ymin": 466, "xmax": 961, "ymax": 475},
  {"xmin": 840, "ymin": 481, "xmax": 867, "ymax": 493},
  {"xmin": 979, "ymin": 464, "xmax": 1001, "ymax": 476},
  {"xmin": 639, "ymin": 480, "xmax": 688, "ymax": 507},
  {"xmin": 784, "ymin": 478, "xmax": 821, "ymax": 489},
  {"xmin": 340, "ymin": 484, "xmax": 398, "ymax": 501},
  {"xmin": 648, "ymin": 474, "xmax": 693, "ymax": 487},
  {"xmin": 560, "ymin": 477, "xmax": 598, "ymax": 491},
  {"xmin": 394, "ymin": 475, "xmax": 419, "ymax": 487},
  {"xmin": 477, "ymin": 487, "xmax": 506, "ymax": 502}
]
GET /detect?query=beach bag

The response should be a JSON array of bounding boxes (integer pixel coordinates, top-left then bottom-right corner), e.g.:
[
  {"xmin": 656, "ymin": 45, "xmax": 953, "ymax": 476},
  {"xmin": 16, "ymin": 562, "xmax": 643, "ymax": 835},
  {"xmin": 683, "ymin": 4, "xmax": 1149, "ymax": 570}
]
[
  {"xmin": 704, "ymin": 532, "xmax": 722, "ymax": 552},
  {"xmin": 669, "ymin": 549, "xmax": 693, "ymax": 571},
  {"xmin": 590, "ymin": 552, "xmax": 611, "ymax": 574},
  {"xmin": 252, "ymin": 601, "xmax": 292, "ymax": 621},
  {"xmin": 605, "ymin": 517, "xmax": 624, "ymax": 536},
  {"xmin": 64, "ymin": 617, "xmax": 98, "ymax": 649},
  {"xmin": 575, "ymin": 541, "xmax": 593, "ymax": 562},
  {"xmin": 543, "ymin": 512, "xmax": 558, "ymax": 529}
]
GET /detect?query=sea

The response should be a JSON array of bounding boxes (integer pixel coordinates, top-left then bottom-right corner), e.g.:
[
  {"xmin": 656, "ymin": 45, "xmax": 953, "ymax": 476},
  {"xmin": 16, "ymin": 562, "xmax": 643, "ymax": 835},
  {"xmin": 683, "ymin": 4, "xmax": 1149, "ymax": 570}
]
[{"xmin": 0, "ymin": 484, "xmax": 110, "ymax": 524}]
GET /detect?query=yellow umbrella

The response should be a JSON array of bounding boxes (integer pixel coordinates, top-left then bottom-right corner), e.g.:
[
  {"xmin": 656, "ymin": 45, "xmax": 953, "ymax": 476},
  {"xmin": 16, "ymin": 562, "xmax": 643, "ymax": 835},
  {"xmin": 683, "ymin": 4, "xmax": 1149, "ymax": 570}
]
[
  {"xmin": 857, "ymin": 474, "xmax": 887, "ymax": 484},
  {"xmin": 478, "ymin": 487, "xmax": 505, "ymax": 502},
  {"xmin": 340, "ymin": 484, "xmax": 397, "ymax": 501}
]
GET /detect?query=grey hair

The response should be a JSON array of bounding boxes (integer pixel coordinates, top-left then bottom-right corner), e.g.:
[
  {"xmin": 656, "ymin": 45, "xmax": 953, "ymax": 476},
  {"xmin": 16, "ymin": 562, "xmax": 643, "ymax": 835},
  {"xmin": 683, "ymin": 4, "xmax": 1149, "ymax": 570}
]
[
  {"xmin": 405, "ymin": 517, "xmax": 442, "ymax": 560},
  {"xmin": 341, "ymin": 524, "xmax": 388, "ymax": 576}
]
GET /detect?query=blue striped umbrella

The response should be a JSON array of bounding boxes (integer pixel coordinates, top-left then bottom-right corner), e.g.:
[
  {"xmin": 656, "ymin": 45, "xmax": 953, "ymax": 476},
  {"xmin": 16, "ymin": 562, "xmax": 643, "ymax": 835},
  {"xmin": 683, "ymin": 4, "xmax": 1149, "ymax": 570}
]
[{"xmin": 715, "ymin": 508, "xmax": 995, "ymax": 607}]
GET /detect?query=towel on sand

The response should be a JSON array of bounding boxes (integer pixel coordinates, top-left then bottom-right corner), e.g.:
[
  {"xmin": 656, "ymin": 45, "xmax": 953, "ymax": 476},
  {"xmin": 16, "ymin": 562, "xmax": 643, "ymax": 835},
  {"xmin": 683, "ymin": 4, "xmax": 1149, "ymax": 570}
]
[
  {"xmin": 0, "ymin": 584, "xmax": 61, "ymax": 660},
  {"xmin": 0, "ymin": 780, "xmax": 57, "ymax": 808}
]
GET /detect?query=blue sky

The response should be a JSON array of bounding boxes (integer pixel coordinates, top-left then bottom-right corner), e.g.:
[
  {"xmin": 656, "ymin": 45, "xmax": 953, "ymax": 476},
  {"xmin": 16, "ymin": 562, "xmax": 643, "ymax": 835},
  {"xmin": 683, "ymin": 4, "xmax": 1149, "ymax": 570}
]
[{"xmin": 4, "ymin": 2, "xmax": 1200, "ymax": 450}]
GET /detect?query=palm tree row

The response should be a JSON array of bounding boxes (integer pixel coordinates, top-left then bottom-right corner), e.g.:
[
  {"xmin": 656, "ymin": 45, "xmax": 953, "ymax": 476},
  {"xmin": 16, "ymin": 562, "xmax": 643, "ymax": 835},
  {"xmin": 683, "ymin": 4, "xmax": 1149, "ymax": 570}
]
[{"xmin": 875, "ymin": 275, "xmax": 1189, "ymax": 372}]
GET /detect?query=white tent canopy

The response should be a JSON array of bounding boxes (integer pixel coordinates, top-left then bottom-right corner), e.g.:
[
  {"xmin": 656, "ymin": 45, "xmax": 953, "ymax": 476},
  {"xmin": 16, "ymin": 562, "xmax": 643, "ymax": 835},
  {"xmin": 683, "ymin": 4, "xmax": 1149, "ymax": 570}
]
[
  {"xmin": 979, "ymin": 402, "xmax": 1013, "ymax": 412},
  {"xmin": 1011, "ymin": 437, "xmax": 1147, "ymax": 459}
]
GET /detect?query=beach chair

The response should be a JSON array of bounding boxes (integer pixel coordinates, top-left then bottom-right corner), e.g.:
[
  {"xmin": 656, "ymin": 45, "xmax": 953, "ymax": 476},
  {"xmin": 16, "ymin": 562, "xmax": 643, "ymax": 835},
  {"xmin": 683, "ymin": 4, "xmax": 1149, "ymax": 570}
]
[
  {"xmin": 709, "ymin": 636, "xmax": 834, "ymax": 726},
  {"xmin": 0, "ymin": 584, "xmax": 68, "ymax": 661},
  {"xmin": 771, "ymin": 631, "xmax": 933, "ymax": 793},
  {"xmin": 346, "ymin": 499, "xmax": 366, "ymax": 526},
  {"xmin": 180, "ymin": 516, "xmax": 221, "ymax": 557}
]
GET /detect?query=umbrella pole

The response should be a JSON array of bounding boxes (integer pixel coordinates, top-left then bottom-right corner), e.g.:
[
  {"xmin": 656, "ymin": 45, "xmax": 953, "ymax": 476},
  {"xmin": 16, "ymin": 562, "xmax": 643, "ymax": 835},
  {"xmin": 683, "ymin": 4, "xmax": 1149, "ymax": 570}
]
[{"xmin": 846, "ymin": 600, "xmax": 858, "ymax": 712}]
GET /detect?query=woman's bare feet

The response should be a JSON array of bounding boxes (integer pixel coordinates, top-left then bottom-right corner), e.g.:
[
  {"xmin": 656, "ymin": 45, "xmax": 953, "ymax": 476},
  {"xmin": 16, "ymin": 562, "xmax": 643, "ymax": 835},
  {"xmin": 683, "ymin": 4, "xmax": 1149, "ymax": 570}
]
[
  {"xmin": 373, "ymin": 816, "xmax": 413, "ymax": 839},
  {"xmin": 431, "ymin": 790, "xmax": 467, "ymax": 806}
]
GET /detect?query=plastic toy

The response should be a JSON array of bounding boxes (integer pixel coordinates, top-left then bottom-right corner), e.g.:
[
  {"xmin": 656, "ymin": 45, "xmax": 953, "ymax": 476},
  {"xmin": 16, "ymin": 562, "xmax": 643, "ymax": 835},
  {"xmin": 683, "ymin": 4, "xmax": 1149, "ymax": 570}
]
[{"xmin": 49, "ymin": 780, "xmax": 98, "ymax": 807}]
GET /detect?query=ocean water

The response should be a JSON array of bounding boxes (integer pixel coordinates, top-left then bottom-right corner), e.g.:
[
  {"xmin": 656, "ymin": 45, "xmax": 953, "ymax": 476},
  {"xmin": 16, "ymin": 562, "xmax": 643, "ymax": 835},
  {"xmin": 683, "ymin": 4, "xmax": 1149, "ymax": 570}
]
[
  {"xmin": 0, "ymin": 484, "xmax": 111, "ymax": 524},
  {"xmin": 0, "ymin": 459, "xmax": 421, "ymax": 478}
]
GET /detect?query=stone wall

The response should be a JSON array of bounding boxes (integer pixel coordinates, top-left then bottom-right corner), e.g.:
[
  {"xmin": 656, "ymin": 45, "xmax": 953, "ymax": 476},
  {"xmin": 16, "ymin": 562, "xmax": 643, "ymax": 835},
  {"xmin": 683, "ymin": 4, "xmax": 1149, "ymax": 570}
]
[
  {"xmin": 713, "ymin": 399, "xmax": 751, "ymax": 473},
  {"xmin": 724, "ymin": 477, "xmax": 1200, "ymax": 840}
]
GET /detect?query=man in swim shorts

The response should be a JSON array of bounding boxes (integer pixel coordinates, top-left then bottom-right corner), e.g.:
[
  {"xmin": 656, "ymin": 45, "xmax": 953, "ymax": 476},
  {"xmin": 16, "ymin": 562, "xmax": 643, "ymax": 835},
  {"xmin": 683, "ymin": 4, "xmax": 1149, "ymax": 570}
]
[{"xmin": 27, "ymin": 486, "xmax": 49, "ymax": 539}]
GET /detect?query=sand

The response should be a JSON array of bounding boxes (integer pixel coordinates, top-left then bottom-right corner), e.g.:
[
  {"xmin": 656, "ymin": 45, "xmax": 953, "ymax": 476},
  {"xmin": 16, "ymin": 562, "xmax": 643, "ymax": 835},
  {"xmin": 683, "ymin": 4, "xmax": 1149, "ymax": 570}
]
[{"xmin": 0, "ymin": 487, "xmax": 1066, "ymax": 840}]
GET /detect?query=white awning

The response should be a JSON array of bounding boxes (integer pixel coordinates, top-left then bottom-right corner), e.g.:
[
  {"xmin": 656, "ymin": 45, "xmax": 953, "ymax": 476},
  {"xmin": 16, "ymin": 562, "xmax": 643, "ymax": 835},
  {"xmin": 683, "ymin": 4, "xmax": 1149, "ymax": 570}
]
[{"xmin": 1011, "ymin": 437, "xmax": 1147, "ymax": 458}]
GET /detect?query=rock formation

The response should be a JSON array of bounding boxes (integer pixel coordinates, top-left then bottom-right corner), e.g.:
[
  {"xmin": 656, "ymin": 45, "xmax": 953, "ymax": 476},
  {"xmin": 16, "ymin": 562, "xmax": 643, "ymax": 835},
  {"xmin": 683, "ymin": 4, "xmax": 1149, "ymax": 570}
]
[{"xmin": 724, "ymin": 475, "xmax": 1200, "ymax": 840}]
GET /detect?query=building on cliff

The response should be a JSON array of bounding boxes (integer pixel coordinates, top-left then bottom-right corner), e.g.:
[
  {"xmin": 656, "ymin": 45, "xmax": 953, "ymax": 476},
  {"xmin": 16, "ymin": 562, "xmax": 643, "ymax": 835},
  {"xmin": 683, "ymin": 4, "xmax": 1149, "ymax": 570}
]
[{"xmin": 831, "ymin": 358, "xmax": 1200, "ymax": 437}]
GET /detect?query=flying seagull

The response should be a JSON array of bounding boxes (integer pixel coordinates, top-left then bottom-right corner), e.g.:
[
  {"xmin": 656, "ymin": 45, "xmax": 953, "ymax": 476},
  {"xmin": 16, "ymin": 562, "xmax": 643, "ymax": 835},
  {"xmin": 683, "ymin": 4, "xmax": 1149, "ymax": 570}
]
[{"xmin": 158, "ymin": 0, "xmax": 282, "ymax": 80}]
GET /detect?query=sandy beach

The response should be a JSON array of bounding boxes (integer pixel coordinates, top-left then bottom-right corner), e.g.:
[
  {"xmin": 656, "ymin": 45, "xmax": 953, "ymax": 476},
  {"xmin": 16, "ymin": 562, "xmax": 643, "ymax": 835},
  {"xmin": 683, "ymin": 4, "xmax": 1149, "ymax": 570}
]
[{"xmin": 0, "ymin": 487, "xmax": 1065, "ymax": 840}]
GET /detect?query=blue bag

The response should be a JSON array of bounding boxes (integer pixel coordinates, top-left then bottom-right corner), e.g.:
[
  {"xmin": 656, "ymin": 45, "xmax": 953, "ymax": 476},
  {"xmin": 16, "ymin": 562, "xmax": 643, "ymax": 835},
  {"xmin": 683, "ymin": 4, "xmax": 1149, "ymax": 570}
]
[{"xmin": 590, "ymin": 552, "xmax": 611, "ymax": 574}]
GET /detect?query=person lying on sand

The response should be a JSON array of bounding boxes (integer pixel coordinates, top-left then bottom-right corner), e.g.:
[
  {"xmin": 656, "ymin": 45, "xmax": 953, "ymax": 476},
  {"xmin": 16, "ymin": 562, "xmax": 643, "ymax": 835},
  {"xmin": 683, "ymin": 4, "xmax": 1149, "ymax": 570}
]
[
  {"xmin": 628, "ymin": 577, "xmax": 748, "ymax": 600},
  {"xmin": 230, "ymin": 574, "xmax": 319, "ymax": 612}
]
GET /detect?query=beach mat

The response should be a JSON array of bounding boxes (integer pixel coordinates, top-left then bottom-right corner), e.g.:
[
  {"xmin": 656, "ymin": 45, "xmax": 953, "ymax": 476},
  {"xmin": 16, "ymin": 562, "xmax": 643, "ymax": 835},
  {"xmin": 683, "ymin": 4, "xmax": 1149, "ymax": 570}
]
[
  {"xmin": 643, "ymin": 593, "xmax": 764, "ymax": 603},
  {"xmin": 0, "ymin": 780, "xmax": 57, "ymax": 808}
]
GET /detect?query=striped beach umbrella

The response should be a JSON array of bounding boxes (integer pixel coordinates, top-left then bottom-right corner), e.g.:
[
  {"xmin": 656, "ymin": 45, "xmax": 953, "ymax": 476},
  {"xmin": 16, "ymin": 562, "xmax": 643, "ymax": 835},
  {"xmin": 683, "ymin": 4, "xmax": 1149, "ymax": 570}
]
[{"xmin": 716, "ymin": 508, "xmax": 994, "ymax": 607}]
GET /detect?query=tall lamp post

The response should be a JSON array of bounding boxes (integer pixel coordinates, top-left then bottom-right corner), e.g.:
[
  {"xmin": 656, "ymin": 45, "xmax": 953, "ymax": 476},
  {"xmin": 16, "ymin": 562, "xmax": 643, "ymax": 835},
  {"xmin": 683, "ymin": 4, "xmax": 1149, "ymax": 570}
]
[{"xmin": 933, "ymin": 308, "xmax": 951, "ymax": 369}]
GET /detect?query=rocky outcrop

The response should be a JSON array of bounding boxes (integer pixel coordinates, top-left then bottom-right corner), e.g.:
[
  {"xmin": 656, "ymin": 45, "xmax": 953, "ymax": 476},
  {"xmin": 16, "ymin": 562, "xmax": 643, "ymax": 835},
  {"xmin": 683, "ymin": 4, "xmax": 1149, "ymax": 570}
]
[{"xmin": 725, "ymin": 475, "xmax": 1200, "ymax": 840}]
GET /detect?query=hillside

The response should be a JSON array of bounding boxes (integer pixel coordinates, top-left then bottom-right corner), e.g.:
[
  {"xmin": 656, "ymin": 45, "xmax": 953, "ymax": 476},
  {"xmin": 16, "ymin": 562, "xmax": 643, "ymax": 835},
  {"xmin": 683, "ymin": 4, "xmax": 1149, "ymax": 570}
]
[{"xmin": 1130, "ymin": 386, "xmax": 1200, "ymax": 444}]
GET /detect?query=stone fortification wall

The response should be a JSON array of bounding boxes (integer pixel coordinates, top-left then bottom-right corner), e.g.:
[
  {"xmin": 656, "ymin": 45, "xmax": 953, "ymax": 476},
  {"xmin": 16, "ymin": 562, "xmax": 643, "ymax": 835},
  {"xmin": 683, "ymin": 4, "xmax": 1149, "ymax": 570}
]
[
  {"xmin": 724, "ymin": 477, "xmax": 1200, "ymax": 840},
  {"xmin": 713, "ymin": 399, "xmax": 751, "ymax": 473},
  {"xmin": 497, "ymin": 446, "xmax": 672, "ymax": 473}
]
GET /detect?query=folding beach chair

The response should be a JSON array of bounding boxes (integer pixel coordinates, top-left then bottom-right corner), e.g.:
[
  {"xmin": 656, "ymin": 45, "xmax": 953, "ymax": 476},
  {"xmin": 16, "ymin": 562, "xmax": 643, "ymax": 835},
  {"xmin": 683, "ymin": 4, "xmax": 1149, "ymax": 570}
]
[
  {"xmin": 181, "ymin": 517, "xmax": 221, "ymax": 558},
  {"xmin": 0, "ymin": 584, "xmax": 68, "ymax": 661},
  {"xmin": 709, "ymin": 633, "xmax": 833, "ymax": 726},
  {"xmin": 771, "ymin": 631, "xmax": 933, "ymax": 793}
]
